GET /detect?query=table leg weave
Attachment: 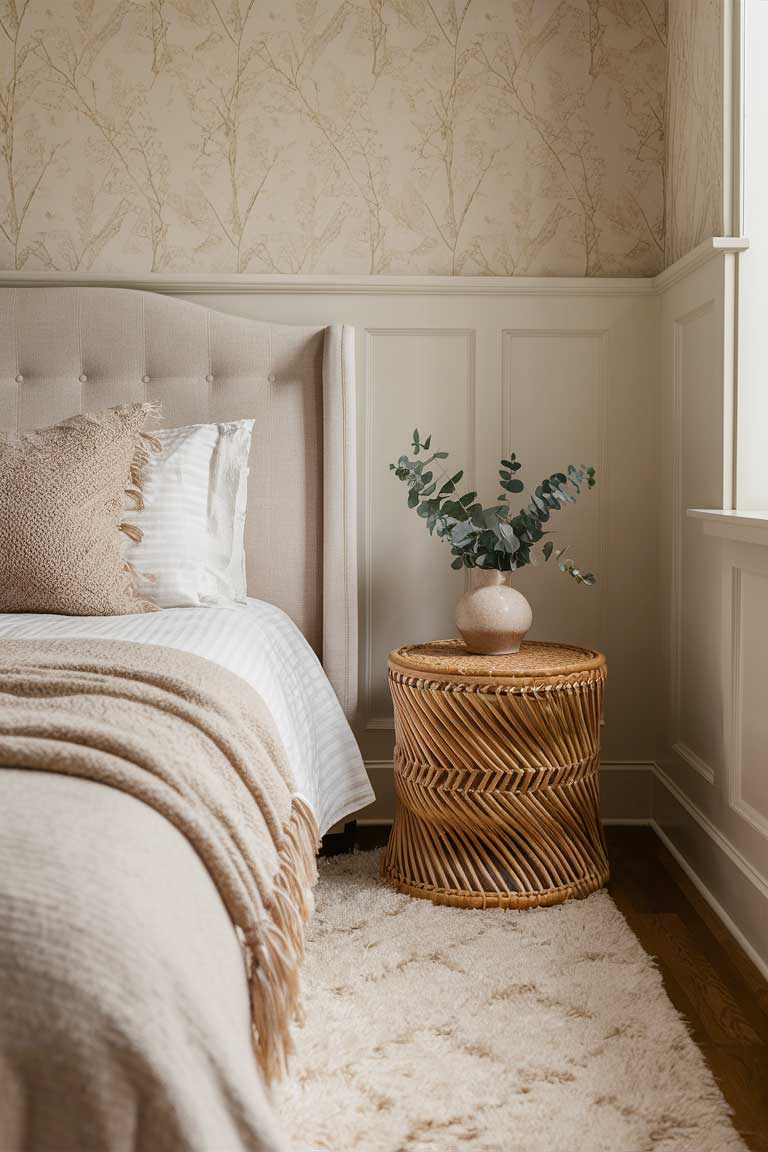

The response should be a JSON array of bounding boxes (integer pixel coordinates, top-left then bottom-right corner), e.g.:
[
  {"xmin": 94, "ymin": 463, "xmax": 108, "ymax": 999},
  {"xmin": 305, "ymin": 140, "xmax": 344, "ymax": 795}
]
[{"xmin": 382, "ymin": 667, "xmax": 609, "ymax": 909}]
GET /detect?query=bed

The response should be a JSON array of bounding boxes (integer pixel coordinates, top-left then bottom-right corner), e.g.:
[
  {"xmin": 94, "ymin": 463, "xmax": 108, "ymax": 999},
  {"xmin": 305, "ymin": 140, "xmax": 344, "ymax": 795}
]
[{"xmin": 0, "ymin": 288, "xmax": 374, "ymax": 1152}]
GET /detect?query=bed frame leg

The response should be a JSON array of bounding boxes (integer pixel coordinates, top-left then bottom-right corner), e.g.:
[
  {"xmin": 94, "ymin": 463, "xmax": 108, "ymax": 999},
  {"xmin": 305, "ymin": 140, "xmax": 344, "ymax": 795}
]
[{"xmin": 320, "ymin": 820, "xmax": 357, "ymax": 857}]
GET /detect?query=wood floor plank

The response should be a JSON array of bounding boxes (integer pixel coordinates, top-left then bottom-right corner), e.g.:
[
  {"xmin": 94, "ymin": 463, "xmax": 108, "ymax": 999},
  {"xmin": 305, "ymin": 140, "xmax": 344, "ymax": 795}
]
[
  {"xmin": 610, "ymin": 830, "xmax": 768, "ymax": 1035},
  {"xmin": 606, "ymin": 847, "xmax": 684, "ymax": 915},
  {"xmin": 663, "ymin": 900, "xmax": 768, "ymax": 1046},
  {"xmin": 605, "ymin": 828, "xmax": 768, "ymax": 1150},
  {"xmin": 629, "ymin": 912, "xmax": 762, "ymax": 1046},
  {"xmin": 698, "ymin": 1045, "xmax": 768, "ymax": 1152},
  {"xmin": 651, "ymin": 833, "xmax": 768, "ymax": 1023}
]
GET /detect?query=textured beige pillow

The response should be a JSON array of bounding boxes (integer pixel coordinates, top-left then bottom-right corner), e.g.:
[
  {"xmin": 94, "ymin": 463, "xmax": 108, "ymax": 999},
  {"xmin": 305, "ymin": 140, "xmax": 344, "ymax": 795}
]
[{"xmin": 0, "ymin": 404, "xmax": 159, "ymax": 616}]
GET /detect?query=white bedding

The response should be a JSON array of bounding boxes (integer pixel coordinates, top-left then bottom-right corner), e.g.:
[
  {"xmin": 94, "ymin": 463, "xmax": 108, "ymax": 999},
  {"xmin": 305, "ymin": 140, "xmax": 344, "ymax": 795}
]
[{"xmin": 0, "ymin": 599, "xmax": 373, "ymax": 836}]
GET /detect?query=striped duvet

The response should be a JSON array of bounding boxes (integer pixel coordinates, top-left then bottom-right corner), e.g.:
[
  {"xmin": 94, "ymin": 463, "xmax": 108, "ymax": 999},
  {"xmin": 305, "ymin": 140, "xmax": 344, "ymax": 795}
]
[{"xmin": 0, "ymin": 598, "xmax": 374, "ymax": 835}]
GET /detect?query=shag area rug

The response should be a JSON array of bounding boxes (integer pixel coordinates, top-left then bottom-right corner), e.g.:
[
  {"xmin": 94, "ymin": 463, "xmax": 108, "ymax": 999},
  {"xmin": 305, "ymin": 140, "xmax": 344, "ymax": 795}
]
[{"xmin": 274, "ymin": 850, "xmax": 746, "ymax": 1152}]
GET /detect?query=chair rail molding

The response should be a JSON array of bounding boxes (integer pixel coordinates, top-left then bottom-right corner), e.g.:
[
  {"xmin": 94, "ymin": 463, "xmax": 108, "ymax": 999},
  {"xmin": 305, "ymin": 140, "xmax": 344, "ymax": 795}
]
[
  {"xmin": 0, "ymin": 238, "xmax": 748, "ymax": 297},
  {"xmin": 0, "ymin": 270, "xmax": 656, "ymax": 297}
]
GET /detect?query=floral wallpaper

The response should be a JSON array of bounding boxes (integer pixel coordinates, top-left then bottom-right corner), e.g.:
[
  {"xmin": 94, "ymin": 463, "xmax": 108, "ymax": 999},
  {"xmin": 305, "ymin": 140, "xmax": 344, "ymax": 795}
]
[
  {"xmin": 0, "ymin": 1, "xmax": 667, "ymax": 277},
  {"xmin": 665, "ymin": 0, "xmax": 723, "ymax": 267}
]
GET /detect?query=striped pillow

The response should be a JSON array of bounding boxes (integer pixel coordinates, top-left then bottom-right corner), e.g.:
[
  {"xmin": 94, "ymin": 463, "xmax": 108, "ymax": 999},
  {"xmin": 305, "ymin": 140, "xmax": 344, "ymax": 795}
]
[{"xmin": 123, "ymin": 421, "xmax": 254, "ymax": 608}]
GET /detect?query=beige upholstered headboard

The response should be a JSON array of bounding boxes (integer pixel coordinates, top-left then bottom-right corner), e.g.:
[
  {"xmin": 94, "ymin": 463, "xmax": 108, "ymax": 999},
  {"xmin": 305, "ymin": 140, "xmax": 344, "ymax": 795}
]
[{"xmin": 0, "ymin": 287, "xmax": 357, "ymax": 718}]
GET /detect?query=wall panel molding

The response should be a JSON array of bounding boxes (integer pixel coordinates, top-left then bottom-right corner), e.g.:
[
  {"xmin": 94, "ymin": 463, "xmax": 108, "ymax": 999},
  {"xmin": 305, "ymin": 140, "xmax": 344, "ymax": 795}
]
[
  {"xmin": 0, "ymin": 270, "xmax": 660, "ymax": 815},
  {"xmin": 653, "ymin": 762, "xmax": 768, "ymax": 976},
  {"xmin": 669, "ymin": 297, "xmax": 719, "ymax": 785},
  {"xmin": 500, "ymin": 326, "xmax": 610, "ymax": 712},
  {"xmin": 672, "ymin": 742, "xmax": 716, "ymax": 784},
  {"xmin": 362, "ymin": 327, "xmax": 476, "ymax": 731},
  {"xmin": 726, "ymin": 560, "xmax": 768, "ymax": 840},
  {"xmin": 654, "ymin": 761, "xmax": 768, "ymax": 898},
  {"xmin": 658, "ymin": 238, "xmax": 768, "ymax": 977}
]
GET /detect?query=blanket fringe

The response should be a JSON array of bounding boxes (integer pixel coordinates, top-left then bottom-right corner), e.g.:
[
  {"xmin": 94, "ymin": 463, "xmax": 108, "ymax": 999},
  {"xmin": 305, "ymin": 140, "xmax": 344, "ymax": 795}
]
[{"xmin": 245, "ymin": 795, "xmax": 320, "ymax": 1083}]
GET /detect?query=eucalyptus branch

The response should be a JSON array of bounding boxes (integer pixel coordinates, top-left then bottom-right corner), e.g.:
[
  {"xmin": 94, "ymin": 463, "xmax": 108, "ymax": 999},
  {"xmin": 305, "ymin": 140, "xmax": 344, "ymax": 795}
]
[{"xmin": 390, "ymin": 429, "xmax": 596, "ymax": 583}]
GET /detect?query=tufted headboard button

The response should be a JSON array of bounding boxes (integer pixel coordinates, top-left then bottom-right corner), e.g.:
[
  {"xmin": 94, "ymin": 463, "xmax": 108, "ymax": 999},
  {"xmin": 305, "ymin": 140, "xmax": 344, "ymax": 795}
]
[{"xmin": 0, "ymin": 286, "xmax": 357, "ymax": 718}]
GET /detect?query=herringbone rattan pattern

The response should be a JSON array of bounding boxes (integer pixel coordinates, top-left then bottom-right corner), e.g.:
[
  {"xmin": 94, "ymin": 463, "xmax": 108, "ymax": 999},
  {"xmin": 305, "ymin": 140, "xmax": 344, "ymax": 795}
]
[{"xmin": 382, "ymin": 640, "xmax": 609, "ymax": 909}]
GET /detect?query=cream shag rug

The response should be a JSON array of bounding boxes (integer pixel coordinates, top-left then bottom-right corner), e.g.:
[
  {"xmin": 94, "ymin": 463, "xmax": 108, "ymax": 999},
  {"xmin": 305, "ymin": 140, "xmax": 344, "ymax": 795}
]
[{"xmin": 274, "ymin": 850, "xmax": 747, "ymax": 1152}]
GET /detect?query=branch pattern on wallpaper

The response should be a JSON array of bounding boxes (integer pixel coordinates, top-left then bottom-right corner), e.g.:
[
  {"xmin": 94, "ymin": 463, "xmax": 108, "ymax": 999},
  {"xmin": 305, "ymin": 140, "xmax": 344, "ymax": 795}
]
[
  {"xmin": 0, "ymin": 0, "xmax": 666, "ymax": 276},
  {"xmin": 664, "ymin": 0, "xmax": 723, "ymax": 268}
]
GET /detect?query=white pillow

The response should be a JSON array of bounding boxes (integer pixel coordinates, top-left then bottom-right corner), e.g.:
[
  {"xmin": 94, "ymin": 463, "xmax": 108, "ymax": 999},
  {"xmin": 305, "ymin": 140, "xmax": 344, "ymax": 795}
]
[{"xmin": 123, "ymin": 420, "xmax": 254, "ymax": 608}]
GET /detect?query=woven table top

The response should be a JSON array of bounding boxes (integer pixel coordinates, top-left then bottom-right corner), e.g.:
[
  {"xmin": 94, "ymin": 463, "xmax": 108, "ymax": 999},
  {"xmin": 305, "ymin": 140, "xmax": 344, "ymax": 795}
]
[{"xmin": 388, "ymin": 638, "xmax": 605, "ymax": 683}]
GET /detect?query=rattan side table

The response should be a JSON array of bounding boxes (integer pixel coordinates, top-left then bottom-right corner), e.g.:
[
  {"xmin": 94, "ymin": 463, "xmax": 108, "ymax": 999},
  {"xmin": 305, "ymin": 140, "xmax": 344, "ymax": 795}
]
[{"xmin": 382, "ymin": 639, "xmax": 608, "ymax": 909}]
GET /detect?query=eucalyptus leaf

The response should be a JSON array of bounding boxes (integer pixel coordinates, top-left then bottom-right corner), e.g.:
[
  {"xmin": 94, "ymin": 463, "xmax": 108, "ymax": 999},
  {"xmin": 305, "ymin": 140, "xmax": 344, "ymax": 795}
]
[{"xmin": 390, "ymin": 432, "xmax": 597, "ymax": 586}]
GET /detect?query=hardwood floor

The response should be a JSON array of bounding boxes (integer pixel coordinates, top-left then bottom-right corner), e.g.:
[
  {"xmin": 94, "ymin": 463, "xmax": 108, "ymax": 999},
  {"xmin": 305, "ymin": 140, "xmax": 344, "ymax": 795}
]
[
  {"xmin": 606, "ymin": 826, "xmax": 768, "ymax": 1152},
  {"xmin": 343, "ymin": 822, "xmax": 768, "ymax": 1150}
]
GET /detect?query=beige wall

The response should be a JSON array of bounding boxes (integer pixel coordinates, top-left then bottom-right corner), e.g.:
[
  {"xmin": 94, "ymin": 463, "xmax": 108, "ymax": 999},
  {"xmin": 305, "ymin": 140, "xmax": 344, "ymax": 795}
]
[
  {"xmin": 0, "ymin": 1, "xmax": 666, "ymax": 277},
  {"xmin": 665, "ymin": 0, "xmax": 724, "ymax": 266},
  {"xmin": 126, "ymin": 275, "xmax": 659, "ymax": 828},
  {"xmin": 350, "ymin": 284, "xmax": 659, "ymax": 805}
]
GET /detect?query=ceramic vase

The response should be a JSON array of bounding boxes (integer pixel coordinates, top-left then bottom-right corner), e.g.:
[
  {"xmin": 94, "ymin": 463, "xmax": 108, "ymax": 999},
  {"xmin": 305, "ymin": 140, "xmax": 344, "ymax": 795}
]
[{"xmin": 455, "ymin": 570, "xmax": 532, "ymax": 655}]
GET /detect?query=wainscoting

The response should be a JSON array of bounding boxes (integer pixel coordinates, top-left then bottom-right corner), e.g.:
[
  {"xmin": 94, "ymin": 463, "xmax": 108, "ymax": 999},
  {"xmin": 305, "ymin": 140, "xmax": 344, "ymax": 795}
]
[
  {"xmin": 656, "ymin": 238, "xmax": 768, "ymax": 980},
  {"xmin": 1, "ymin": 263, "xmax": 661, "ymax": 795},
  {"xmin": 4, "ymin": 239, "xmax": 766, "ymax": 979}
]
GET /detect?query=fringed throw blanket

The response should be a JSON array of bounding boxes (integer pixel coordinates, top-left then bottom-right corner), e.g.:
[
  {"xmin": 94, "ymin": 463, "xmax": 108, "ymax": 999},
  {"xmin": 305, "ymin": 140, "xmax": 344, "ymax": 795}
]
[{"xmin": 0, "ymin": 639, "xmax": 319, "ymax": 1086}]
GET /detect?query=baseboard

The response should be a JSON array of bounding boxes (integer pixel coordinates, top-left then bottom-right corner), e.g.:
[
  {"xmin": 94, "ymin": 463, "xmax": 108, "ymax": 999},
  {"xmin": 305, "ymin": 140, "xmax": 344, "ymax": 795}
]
[
  {"xmin": 356, "ymin": 757, "xmax": 768, "ymax": 978},
  {"xmin": 653, "ymin": 765, "xmax": 768, "ymax": 898},
  {"xmin": 650, "ymin": 818, "xmax": 768, "ymax": 983},
  {"xmin": 652, "ymin": 766, "xmax": 768, "ymax": 980},
  {"xmin": 602, "ymin": 818, "xmax": 652, "ymax": 826}
]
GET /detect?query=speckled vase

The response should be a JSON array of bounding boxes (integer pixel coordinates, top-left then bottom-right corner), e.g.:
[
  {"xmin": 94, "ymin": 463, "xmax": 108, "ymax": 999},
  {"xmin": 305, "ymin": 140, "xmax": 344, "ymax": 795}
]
[{"xmin": 455, "ymin": 570, "xmax": 533, "ymax": 655}]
